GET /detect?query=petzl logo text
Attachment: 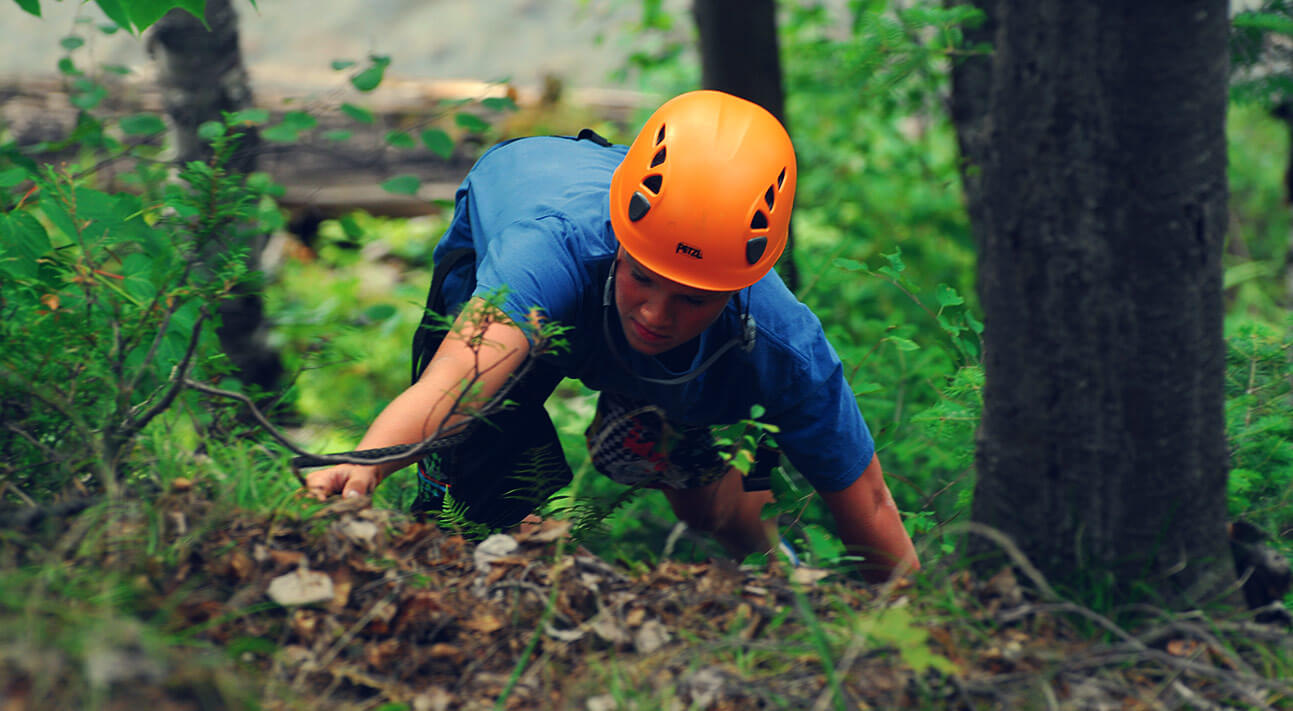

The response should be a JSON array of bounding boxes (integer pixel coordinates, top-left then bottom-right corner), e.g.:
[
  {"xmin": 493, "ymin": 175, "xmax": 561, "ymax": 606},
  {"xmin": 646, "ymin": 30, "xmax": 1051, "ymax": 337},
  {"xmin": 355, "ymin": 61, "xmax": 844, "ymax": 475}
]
[{"xmin": 675, "ymin": 242, "xmax": 703, "ymax": 259}]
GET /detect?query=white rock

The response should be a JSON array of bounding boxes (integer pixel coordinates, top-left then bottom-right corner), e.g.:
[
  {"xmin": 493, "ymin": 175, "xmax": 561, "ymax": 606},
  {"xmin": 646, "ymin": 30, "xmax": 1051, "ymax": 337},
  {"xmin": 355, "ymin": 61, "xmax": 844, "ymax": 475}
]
[
  {"xmin": 267, "ymin": 568, "xmax": 334, "ymax": 606},
  {"xmin": 473, "ymin": 533, "xmax": 518, "ymax": 571}
]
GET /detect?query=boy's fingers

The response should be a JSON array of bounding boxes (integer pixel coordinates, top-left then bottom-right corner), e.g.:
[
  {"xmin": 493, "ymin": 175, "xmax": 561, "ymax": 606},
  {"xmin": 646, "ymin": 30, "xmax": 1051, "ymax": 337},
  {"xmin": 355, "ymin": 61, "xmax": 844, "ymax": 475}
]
[
  {"xmin": 341, "ymin": 472, "xmax": 375, "ymax": 499},
  {"xmin": 305, "ymin": 469, "xmax": 344, "ymax": 500}
]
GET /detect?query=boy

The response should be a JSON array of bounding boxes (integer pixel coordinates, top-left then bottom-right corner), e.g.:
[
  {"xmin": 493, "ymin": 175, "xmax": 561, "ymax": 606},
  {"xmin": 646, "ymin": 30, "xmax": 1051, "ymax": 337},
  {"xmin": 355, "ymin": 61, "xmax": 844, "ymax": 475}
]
[{"xmin": 305, "ymin": 90, "xmax": 918, "ymax": 582}]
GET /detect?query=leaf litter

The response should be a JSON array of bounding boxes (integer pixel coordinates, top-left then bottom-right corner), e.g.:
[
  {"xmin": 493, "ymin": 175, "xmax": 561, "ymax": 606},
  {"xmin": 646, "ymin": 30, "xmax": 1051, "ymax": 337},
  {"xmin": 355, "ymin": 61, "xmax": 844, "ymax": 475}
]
[{"xmin": 2, "ymin": 488, "xmax": 1291, "ymax": 711}]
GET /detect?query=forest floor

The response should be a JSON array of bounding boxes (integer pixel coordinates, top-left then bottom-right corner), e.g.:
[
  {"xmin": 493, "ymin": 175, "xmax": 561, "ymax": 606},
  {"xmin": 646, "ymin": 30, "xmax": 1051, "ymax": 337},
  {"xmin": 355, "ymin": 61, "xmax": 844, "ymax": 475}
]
[{"xmin": 2, "ymin": 481, "xmax": 1291, "ymax": 711}]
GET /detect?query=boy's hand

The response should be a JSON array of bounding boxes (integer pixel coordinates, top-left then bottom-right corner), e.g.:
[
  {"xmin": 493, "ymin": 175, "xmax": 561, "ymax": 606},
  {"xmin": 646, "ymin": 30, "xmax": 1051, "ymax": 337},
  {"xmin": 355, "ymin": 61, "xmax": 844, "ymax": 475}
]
[{"xmin": 305, "ymin": 464, "xmax": 380, "ymax": 500}]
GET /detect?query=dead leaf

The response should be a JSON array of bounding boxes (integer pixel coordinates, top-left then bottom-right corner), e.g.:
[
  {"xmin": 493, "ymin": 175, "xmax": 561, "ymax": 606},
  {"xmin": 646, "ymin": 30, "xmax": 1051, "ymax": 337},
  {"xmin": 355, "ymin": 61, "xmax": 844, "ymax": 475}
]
[
  {"xmin": 165, "ymin": 510, "xmax": 187, "ymax": 537},
  {"xmin": 428, "ymin": 643, "xmax": 464, "ymax": 662},
  {"xmin": 517, "ymin": 519, "xmax": 572, "ymax": 544},
  {"xmin": 790, "ymin": 567, "xmax": 831, "ymax": 585},
  {"xmin": 365, "ymin": 599, "xmax": 399, "ymax": 634},
  {"xmin": 625, "ymin": 607, "xmax": 646, "ymax": 627},
  {"xmin": 1166, "ymin": 638, "xmax": 1203, "ymax": 658},
  {"xmin": 223, "ymin": 549, "xmax": 254, "ymax": 582},
  {"xmin": 412, "ymin": 687, "xmax": 454, "ymax": 711},
  {"xmin": 462, "ymin": 611, "xmax": 504, "ymax": 634},
  {"xmin": 267, "ymin": 568, "xmax": 334, "ymax": 607},
  {"xmin": 267, "ymin": 549, "xmax": 306, "ymax": 570},
  {"xmin": 474, "ymin": 534, "xmax": 519, "ymax": 571},
  {"xmin": 590, "ymin": 611, "xmax": 630, "ymax": 645},
  {"xmin": 364, "ymin": 638, "xmax": 401, "ymax": 668},
  {"xmin": 328, "ymin": 567, "xmax": 352, "ymax": 613},
  {"xmin": 633, "ymin": 619, "xmax": 671, "ymax": 654},
  {"xmin": 338, "ymin": 518, "xmax": 379, "ymax": 548},
  {"xmin": 291, "ymin": 609, "xmax": 320, "ymax": 640}
]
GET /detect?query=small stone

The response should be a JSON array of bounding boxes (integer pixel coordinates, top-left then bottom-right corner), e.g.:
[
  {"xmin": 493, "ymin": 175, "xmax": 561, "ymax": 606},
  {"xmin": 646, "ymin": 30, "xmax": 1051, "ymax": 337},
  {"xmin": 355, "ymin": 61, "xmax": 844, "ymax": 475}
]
[
  {"xmin": 267, "ymin": 567, "xmax": 334, "ymax": 606},
  {"xmin": 473, "ymin": 533, "xmax": 518, "ymax": 571}
]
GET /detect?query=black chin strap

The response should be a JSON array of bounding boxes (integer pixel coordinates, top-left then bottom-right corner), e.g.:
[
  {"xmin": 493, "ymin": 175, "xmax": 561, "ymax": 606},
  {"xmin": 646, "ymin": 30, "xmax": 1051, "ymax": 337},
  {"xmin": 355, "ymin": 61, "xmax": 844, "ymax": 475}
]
[{"xmin": 600, "ymin": 263, "xmax": 755, "ymax": 386}]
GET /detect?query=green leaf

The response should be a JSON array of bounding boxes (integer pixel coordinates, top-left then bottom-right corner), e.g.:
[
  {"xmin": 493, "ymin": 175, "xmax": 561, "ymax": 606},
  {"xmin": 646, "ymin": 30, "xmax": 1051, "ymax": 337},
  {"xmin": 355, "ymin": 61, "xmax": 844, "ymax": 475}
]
[
  {"xmin": 120, "ymin": 113, "xmax": 167, "ymax": 136},
  {"xmin": 0, "ymin": 211, "xmax": 52, "ymax": 280},
  {"xmin": 229, "ymin": 108, "xmax": 270, "ymax": 125},
  {"xmin": 280, "ymin": 110, "xmax": 317, "ymax": 131},
  {"xmin": 0, "ymin": 167, "xmax": 29, "ymax": 188},
  {"xmin": 341, "ymin": 103, "xmax": 374, "ymax": 124},
  {"xmin": 323, "ymin": 129, "xmax": 352, "ymax": 142},
  {"xmin": 124, "ymin": 0, "xmax": 207, "ymax": 33},
  {"xmin": 380, "ymin": 175, "xmax": 421, "ymax": 196},
  {"xmin": 350, "ymin": 56, "xmax": 389, "ymax": 92},
  {"xmin": 92, "ymin": 0, "xmax": 132, "ymax": 32},
  {"xmin": 60, "ymin": 36, "xmax": 85, "ymax": 51},
  {"xmin": 197, "ymin": 120, "xmax": 225, "ymax": 140},
  {"xmin": 420, "ymin": 128, "xmax": 453, "ymax": 159},
  {"xmin": 330, "ymin": 59, "xmax": 356, "ymax": 71},
  {"xmin": 57, "ymin": 57, "xmax": 81, "ymax": 76},
  {"xmin": 853, "ymin": 381, "xmax": 882, "ymax": 395},
  {"xmin": 384, "ymin": 131, "xmax": 415, "ymax": 149},
  {"xmin": 881, "ymin": 247, "xmax": 906, "ymax": 273},
  {"xmin": 338, "ymin": 214, "xmax": 364, "ymax": 239},
  {"xmin": 364, "ymin": 304, "xmax": 397, "ymax": 321},
  {"xmin": 934, "ymin": 283, "xmax": 964, "ymax": 307},
  {"xmin": 832, "ymin": 257, "xmax": 867, "ymax": 273},
  {"xmin": 70, "ymin": 80, "xmax": 107, "ymax": 110},
  {"xmin": 246, "ymin": 172, "xmax": 285, "ymax": 198},
  {"xmin": 965, "ymin": 309, "xmax": 983, "ymax": 335},
  {"xmin": 261, "ymin": 124, "xmax": 298, "ymax": 143},
  {"xmin": 454, "ymin": 112, "xmax": 491, "ymax": 133},
  {"xmin": 14, "ymin": 0, "xmax": 40, "ymax": 18},
  {"xmin": 1233, "ymin": 11, "xmax": 1293, "ymax": 36},
  {"xmin": 887, "ymin": 336, "xmax": 919, "ymax": 352},
  {"xmin": 101, "ymin": 63, "xmax": 132, "ymax": 75},
  {"xmin": 481, "ymin": 96, "xmax": 517, "ymax": 113}
]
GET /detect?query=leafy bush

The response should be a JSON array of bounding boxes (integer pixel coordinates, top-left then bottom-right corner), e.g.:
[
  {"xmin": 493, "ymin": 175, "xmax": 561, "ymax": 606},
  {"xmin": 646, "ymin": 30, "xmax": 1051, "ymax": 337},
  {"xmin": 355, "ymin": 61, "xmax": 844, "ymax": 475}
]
[{"xmin": 0, "ymin": 125, "xmax": 268, "ymax": 499}]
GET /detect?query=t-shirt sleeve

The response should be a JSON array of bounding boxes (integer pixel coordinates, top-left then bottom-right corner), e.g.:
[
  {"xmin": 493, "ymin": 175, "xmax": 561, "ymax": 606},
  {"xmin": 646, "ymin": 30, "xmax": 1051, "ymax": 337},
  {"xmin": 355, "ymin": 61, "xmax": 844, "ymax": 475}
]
[
  {"xmin": 766, "ymin": 350, "xmax": 875, "ymax": 493},
  {"xmin": 471, "ymin": 216, "xmax": 585, "ymax": 338}
]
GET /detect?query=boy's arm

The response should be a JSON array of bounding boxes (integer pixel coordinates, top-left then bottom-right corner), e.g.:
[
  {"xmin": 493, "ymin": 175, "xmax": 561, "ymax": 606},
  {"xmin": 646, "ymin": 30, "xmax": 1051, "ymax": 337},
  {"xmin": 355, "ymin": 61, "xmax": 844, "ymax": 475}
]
[
  {"xmin": 305, "ymin": 298, "xmax": 531, "ymax": 500},
  {"xmin": 818, "ymin": 454, "xmax": 920, "ymax": 583}
]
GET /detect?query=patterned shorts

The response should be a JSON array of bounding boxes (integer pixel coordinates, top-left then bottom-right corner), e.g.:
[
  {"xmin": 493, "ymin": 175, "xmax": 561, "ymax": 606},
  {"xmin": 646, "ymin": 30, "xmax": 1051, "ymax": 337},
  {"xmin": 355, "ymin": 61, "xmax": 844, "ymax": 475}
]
[{"xmin": 584, "ymin": 392, "xmax": 735, "ymax": 490}]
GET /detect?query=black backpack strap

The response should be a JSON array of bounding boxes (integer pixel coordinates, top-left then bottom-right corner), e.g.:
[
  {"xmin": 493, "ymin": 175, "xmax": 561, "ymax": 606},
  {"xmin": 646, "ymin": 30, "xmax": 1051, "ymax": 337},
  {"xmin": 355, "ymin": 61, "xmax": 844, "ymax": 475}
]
[
  {"xmin": 411, "ymin": 247, "xmax": 477, "ymax": 384},
  {"xmin": 575, "ymin": 127, "xmax": 612, "ymax": 147}
]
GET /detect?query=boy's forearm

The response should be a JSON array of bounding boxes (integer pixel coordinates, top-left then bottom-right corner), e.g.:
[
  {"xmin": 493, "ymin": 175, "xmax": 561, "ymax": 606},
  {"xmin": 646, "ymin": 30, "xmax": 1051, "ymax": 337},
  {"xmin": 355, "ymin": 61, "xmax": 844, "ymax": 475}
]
[
  {"xmin": 820, "ymin": 455, "xmax": 920, "ymax": 583},
  {"xmin": 352, "ymin": 300, "xmax": 533, "ymax": 482}
]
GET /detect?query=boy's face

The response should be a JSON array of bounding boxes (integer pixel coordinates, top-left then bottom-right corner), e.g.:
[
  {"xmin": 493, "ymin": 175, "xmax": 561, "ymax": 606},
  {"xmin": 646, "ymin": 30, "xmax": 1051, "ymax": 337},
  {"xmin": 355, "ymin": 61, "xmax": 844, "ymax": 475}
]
[{"xmin": 614, "ymin": 248, "xmax": 733, "ymax": 356}]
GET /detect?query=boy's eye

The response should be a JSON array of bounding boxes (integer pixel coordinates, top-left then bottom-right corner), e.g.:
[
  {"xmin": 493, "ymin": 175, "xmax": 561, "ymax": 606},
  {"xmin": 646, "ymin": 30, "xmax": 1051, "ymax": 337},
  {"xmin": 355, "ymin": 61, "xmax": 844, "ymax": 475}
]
[
  {"xmin": 631, "ymin": 271, "xmax": 652, "ymax": 285},
  {"xmin": 682, "ymin": 296, "xmax": 707, "ymax": 307}
]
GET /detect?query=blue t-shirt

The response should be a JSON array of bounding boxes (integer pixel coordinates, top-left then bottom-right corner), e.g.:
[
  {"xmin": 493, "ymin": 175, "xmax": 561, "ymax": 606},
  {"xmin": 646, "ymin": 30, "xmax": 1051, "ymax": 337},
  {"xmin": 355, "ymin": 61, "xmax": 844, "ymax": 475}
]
[{"xmin": 433, "ymin": 136, "xmax": 874, "ymax": 492}]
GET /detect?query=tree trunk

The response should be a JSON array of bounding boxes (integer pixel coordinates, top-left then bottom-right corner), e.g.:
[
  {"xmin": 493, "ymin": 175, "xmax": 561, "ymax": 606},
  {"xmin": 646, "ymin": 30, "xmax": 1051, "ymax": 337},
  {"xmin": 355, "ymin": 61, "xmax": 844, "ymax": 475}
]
[
  {"xmin": 692, "ymin": 0, "xmax": 799, "ymax": 293},
  {"xmin": 148, "ymin": 0, "xmax": 283, "ymax": 394},
  {"xmin": 945, "ymin": 0, "xmax": 998, "ymax": 241},
  {"xmin": 963, "ymin": 0, "xmax": 1234, "ymax": 607}
]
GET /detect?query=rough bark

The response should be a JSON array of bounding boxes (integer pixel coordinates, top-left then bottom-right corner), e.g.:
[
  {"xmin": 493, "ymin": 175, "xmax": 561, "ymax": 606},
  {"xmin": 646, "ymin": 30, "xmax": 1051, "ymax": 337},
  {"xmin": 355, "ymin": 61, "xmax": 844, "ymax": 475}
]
[
  {"xmin": 692, "ymin": 0, "xmax": 799, "ymax": 293},
  {"xmin": 963, "ymin": 1, "xmax": 1235, "ymax": 607},
  {"xmin": 148, "ymin": 0, "xmax": 283, "ymax": 393},
  {"xmin": 945, "ymin": 0, "xmax": 998, "ymax": 241}
]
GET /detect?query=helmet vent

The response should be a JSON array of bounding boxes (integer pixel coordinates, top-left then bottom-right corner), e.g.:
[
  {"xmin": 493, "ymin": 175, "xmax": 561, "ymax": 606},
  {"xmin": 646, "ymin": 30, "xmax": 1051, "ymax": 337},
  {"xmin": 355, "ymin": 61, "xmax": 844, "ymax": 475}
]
[
  {"xmin": 650, "ymin": 146, "xmax": 667, "ymax": 168},
  {"xmin": 642, "ymin": 174, "xmax": 663, "ymax": 195},
  {"xmin": 629, "ymin": 191, "xmax": 652, "ymax": 222},
  {"xmin": 655, "ymin": 124, "xmax": 666, "ymax": 145},
  {"xmin": 746, "ymin": 236, "xmax": 768, "ymax": 265},
  {"xmin": 777, "ymin": 167, "xmax": 787, "ymax": 189},
  {"xmin": 750, "ymin": 210, "xmax": 769, "ymax": 230},
  {"xmin": 764, "ymin": 186, "xmax": 776, "ymax": 210}
]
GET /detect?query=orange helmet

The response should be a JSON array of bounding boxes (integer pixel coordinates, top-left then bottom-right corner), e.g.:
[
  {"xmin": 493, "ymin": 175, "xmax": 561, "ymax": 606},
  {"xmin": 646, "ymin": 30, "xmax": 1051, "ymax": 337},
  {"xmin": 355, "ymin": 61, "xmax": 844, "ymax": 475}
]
[{"xmin": 609, "ymin": 90, "xmax": 797, "ymax": 292}]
